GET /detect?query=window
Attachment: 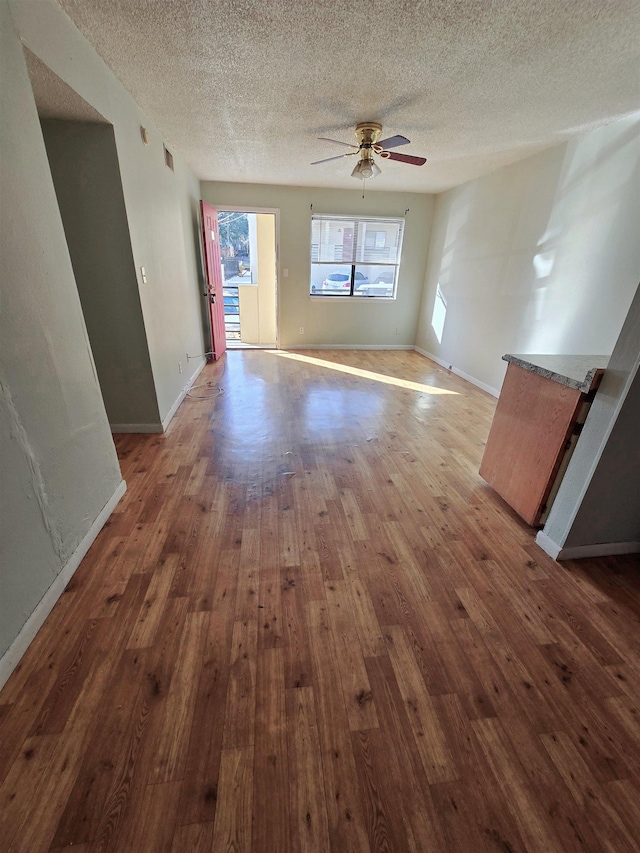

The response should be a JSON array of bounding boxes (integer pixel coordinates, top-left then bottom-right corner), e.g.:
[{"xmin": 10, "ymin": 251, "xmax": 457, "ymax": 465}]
[
  {"xmin": 310, "ymin": 214, "xmax": 404, "ymax": 298},
  {"xmin": 365, "ymin": 230, "xmax": 387, "ymax": 250}
]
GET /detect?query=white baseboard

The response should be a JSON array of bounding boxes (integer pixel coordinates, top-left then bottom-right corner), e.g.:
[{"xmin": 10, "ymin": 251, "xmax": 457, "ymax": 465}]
[
  {"xmin": 291, "ymin": 344, "xmax": 415, "ymax": 351},
  {"xmin": 414, "ymin": 347, "xmax": 500, "ymax": 398},
  {"xmin": 161, "ymin": 358, "xmax": 207, "ymax": 431},
  {"xmin": 0, "ymin": 479, "xmax": 127, "ymax": 692},
  {"xmin": 110, "ymin": 423, "xmax": 163, "ymax": 434},
  {"xmin": 535, "ymin": 530, "xmax": 562, "ymax": 560},
  {"xmin": 110, "ymin": 360, "xmax": 207, "ymax": 435},
  {"xmin": 535, "ymin": 530, "xmax": 640, "ymax": 561}
]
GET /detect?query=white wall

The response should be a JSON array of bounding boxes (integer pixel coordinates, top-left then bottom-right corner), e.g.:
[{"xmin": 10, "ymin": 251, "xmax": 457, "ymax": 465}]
[
  {"xmin": 0, "ymin": 0, "xmax": 123, "ymax": 663},
  {"xmin": 415, "ymin": 115, "xmax": 640, "ymax": 394},
  {"xmin": 10, "ymin": 0, "xmax": 208, "ymax": 425},
  {"xmin": 541, "ymin": 284, "xmax": 640, "ymax": 556},
  {"xmin": 201, "ymin": 183, "xmax": 435, "ymax": 349}
]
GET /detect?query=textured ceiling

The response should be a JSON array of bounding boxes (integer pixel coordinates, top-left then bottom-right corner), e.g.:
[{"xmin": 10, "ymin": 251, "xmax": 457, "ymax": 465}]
[
  {"xmin": 57, "ymin": 0, "xmax": 640, "ymax": 193},
  {"xmin": 25, "ymin": 48, "xmax": 108, "ymax": 123}
]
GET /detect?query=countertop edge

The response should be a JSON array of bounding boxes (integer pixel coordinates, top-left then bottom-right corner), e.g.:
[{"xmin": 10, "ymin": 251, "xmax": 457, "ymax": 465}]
[{"xmin": 502, "ymin": 354, "xmax": 607, "ymax": 393}]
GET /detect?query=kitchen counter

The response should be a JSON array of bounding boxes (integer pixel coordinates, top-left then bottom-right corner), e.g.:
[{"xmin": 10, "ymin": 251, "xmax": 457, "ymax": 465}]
[
  {"xmin": 503, "ymin": 354, "xmax": 609, "ymax": 393},
  {"xmin": 479, "ymin": 354, "xmax": 608, "ymax": 526}
]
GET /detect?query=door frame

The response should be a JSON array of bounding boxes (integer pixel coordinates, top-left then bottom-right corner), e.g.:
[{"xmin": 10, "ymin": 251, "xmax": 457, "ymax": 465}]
[{"xmin": 211, "ymin": 205, "xmax": 280, "ymax": 349}]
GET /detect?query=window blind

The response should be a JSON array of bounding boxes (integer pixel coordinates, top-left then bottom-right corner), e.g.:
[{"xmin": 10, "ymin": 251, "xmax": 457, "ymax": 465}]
[{"xmin": 311, "ymin": 215, "xmax": 404, "ymax": 266}]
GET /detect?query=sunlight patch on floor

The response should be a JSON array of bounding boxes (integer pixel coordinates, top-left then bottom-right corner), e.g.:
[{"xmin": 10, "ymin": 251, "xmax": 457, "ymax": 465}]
[{"xmin": 268, "ymin": 350, "xmax": 459, "ymax": 395}]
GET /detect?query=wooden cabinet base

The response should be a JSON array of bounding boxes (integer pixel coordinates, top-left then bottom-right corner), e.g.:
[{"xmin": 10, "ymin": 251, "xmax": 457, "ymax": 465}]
[{"xmin": 480, "ymin": 363, "xmax": 583, "ymax": 526}]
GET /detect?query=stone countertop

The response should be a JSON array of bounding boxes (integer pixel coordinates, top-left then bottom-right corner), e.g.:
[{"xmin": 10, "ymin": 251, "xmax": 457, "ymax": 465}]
[{"xmin": 503, "ymin": 354, "xmax": 609, "ymax": 393}]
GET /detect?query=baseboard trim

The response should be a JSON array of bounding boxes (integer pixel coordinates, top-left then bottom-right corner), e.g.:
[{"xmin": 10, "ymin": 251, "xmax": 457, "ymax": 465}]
[
  {"xmin": 558, "ymin": 540, "xmax": 640, "ymax": 560},
  {"xmin": 161, "ymin": 358, "xmax": 207, "ymax": 431},
  {"xmin": 414, "ymin": 347, "xmax": 500, "ymax": 398},
  {"xmin": 290, "ymin": 344, "xmax": 415, "ymax": 351},
  {"xmin": 0, "ymin": 479, "xmax": 127, "ymax": 692},
  {"xmin": 109, "ymin": 360, "xmax": 208, "ymax": 435},
  {"xmin": 535, "ymin": 531, "xmax": 640, "ymax": 561},
  {"xmin": 110, "ymin": 423, "xmax": 163, "ymax": 434},
  {"xmin": 534, "ymin": 530, "xmax": 562, "ymax": 560}
]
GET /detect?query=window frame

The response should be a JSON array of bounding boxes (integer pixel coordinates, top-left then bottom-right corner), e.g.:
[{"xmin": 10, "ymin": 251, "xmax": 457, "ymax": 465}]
[{"xmin": 309, "ymin": 214, "xmax": 405, "ymax": 300}]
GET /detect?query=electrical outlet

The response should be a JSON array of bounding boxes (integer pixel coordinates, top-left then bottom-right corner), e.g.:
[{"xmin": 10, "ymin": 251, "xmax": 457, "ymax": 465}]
[
  {"xmin": 299, "ymin": 326, "xmax": 304, "ymax": 335},
  {"xmin": 395, "ymin": 327, "xmax": 400, "ymax": 335},
  {"xmin": 178, "ymin": 361, "xmax": 183, "ymax": 374},
  {"xmin": 283, "ymin": 268, "xmax": 289, "ymax": 277}
]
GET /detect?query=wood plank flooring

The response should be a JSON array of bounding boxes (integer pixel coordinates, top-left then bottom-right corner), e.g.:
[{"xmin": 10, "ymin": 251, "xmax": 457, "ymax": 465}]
[{"xmin": 1, "ymin": 349, "xmax": 639, "ymax": 852}]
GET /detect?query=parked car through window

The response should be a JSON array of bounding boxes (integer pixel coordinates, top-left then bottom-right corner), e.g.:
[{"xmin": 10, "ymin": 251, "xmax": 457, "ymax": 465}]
[{"xmin": 310, "ymin": 215, "xmax": 404, "ymax": 299}]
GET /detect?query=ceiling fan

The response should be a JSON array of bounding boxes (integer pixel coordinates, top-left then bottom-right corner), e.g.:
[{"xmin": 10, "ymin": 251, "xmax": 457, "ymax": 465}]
[{"xmin": 311, "ymin": 122, "xmax": 426, "ymax": 181}]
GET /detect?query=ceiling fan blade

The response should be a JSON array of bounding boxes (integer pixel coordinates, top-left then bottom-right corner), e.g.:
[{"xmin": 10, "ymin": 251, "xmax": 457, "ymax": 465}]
[
  {"xmin": 382, "ymin": 151, "xmax": 427, "ymax": 166},
  {"xmin": 317, "ymin": 137, "xmax": 358, "ymax": 149},
  {"xmin": 377, "ymin": 134, "xmax": 410, "ymax": 150},
  {"xmin": 310, "ymin": 154, "xmax": 348, "ymax": 165}
]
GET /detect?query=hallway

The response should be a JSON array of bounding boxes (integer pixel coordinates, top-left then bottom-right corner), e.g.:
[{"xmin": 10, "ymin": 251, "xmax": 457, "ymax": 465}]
[{"xmin": 1, "ymin": 350, "xmax": 639, "ymax": 852}]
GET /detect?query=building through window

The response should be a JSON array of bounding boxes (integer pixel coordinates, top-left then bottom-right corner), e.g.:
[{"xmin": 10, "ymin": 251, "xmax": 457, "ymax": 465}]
[{"xmin": 310, "ymin": 214, "xmax": 404, "ymax": 298}]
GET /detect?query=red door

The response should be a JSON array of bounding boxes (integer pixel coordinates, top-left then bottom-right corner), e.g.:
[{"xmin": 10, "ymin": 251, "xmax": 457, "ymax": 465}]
[{"xmin": 200, "ymin": 201, "xmax": 226, "ymax": 360}]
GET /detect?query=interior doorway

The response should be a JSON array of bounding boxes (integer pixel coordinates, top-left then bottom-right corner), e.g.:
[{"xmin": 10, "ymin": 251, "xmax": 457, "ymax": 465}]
[
  {"xmin": 27, "ymin": 50, "xmax": 160, "ymax": 431},
  {"xmin": 217, "ymin": 208, "xmax": 278, "ymax": 348}
]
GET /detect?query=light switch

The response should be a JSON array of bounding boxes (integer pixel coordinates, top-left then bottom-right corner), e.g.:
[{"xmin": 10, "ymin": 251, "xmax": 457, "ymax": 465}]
[
  {"xmin": 283, "ymin": 268, "xmax": 288, "ymax": 277},
  {"xmin": 140, "ymin": 266, "xmax": 147, "ymax": 284}
]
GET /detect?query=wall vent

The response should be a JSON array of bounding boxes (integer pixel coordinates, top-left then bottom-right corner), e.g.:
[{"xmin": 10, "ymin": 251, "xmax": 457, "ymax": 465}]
[{"xmin": 164, "ymin": 145, "xmax": 174, "ymax": 171}]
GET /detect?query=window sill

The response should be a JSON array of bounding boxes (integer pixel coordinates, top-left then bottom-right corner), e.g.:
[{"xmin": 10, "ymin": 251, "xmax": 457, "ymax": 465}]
[{"xmin": 309, "ymin": 295, "xmax": 396, "ymax": 302}]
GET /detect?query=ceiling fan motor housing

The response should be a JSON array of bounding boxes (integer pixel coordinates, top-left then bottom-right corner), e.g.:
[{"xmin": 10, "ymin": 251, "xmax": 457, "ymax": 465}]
[{"xmin": 355, "ymin": 122, "xmax": 383, "ymax": 155}]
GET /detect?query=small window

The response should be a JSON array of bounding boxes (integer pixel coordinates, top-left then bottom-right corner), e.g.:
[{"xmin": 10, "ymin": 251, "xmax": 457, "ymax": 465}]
[
  {"xmin": 364, "ymin": 230, "xmax": 387, "ymax": 250},
  {"xmin": 163, "ymin": 145, "xmax": 174, "ymax": 171},
  {"xmin": 310, "ymin": 214, "xmax": 404, "ymax": 298}
]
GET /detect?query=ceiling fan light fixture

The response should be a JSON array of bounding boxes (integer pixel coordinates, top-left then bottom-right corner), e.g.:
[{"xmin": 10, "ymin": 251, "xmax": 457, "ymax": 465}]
[
  {"xmin": 351, "ymin": 158, "xmax": 381, "ymax": 180},
  {"xmin": 312, "ymin": 123, "xmax": 426, "ymax": 180}
]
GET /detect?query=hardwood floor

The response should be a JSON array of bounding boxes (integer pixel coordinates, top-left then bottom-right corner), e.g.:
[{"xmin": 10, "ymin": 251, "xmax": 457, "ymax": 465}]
[{"xmin": 1, "ymin": 349, "xmax": 639, "ymax": 852}]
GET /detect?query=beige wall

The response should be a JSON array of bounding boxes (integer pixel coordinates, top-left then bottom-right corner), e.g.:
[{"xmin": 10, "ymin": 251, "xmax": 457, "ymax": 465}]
[
  {"xmin": 11, "ymin": 0, "xmax": 208, "ymax": 426},
  {"xmin": 40, "ymin": 120, "xmax": 160, "ymax": 428},
  {"xmin": 201, "ymin": 183, "xmax": 435, "ymax": 348},
  {"xmin": 1, "ymin": 0, "xmax": 123, "ymax": 664},
  {"xmin": 239, "ymin": 213, "xmax": 277, "ymax": 345},
  {"xmin": 1, "ymin": 0, "xmax": 206, "ymax": 674},
  {"xmin": 415, "ymin": 114, "xmax": 640, "ymax": 393}
]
